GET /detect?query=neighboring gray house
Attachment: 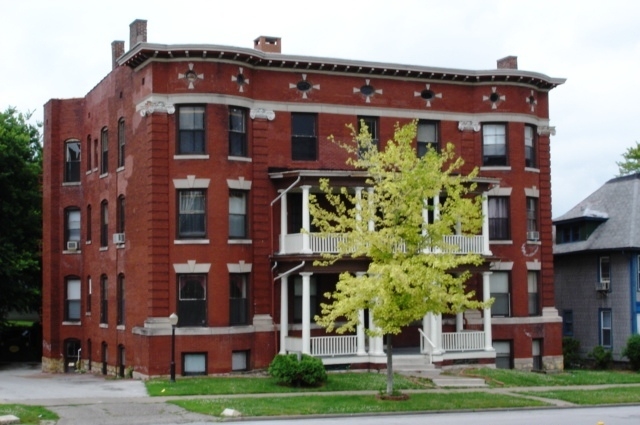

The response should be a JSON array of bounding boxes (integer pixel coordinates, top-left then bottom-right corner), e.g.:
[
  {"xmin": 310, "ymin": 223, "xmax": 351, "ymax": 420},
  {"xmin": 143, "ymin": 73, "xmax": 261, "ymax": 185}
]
[{"xmin": 554, "ymin": 173, "xmax": 640, "ymax": 360}]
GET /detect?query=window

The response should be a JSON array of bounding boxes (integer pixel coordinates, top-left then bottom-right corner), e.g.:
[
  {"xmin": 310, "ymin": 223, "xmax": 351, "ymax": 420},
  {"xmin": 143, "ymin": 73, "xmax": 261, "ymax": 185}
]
[
  {"xmin": 599, "ymin": 256, "xmax": 611, "ymax": 284},
  {"xmin": 600, "ymin": 309, "xmax": 612, "ymax": 347},
  {"xmin": 488, "ymin": 197, "xmax": 510, "ymax": 240},
  {"xmin": 178, "ymin": 274, "xmax": 207, "ymax": 326},
  {"xmin": 178, "ymin": 106, "xmax": 205, "ymax": 154},
  {"xmin": 357, "ymin": 116, "xmax": 379, "ymax": 158},
  {"xmin": 637, "ymin": 255, "xmax": 640, "ymax": 292},
  {"xmin": 117, "ymin": 118, "xmax": 125, "ymax": 168},
  {"xmin": 117, "ymin": 274, "xmax": 125, "ymax": 325},
  {"xmin": 490, "ymin": 272, "xmax": 510, "ymax": 317},
  {"xmin": 86, "ymin": 276, "xmax": 92, "ymax": 314},
  {"xmin": 532, "ymin": 339, "xmax": 543, "ymax": 371},
  {"xmin": 86, "ymin": 205, "xmax": 92, "ymax": 243},
  {"xmin": 229, "ymin": 190, "xmax": 247, "ymax": 238},
  {"xmin": 86, "ymin": 135, "xmax": 92, "ymax": 171},
  {"xmin": 524, "ymin": 125, "xmax": 536, "ymax": 168},
  {"xmin": 493, "ymin": 340, "xmax": 512, "ymax": 369},
  {"xmin": 100, "ymin": 201, "xmax": 108, "ymax": 247},
  {"xmin": 483, "ymin": 124, "xmax": 507, "ymax": 166},
  {"xmin": 64, "ymin": 207, "xmax": 81, "ymax": 249},
  {"xmin": 183, "ymin": 353, "xmax": 206, "ymax": 376},
  {"xmin": 291, "ymin": 113, "xmax": 317, "ymax": 161},
  {"xmin": 232, "ymin": 351, "xmax": 249, "ymax": 371},
  {"xmin": 64, "ymin": 140, "xmax": 81, "ymax": 182},
  {"xmin": 100, "ymin": 127, "xmax": 108, "ymax": 174},
  {"xmin": 229, "ymin": 107, "xmax": 247, "ymax": 157},
  {"xmin": 562, "ymin": 310, "xmax": 573, "ymax": 336},
  {"xmin": 528, "ymin": 272, "xmax": 539, "ymax": 316},
  {"xmin": 100, "ymin": 275, "xmax": 108, "ymax": 324},
  {"xmin": 178, "ymin": 190, "xmax": 206, "ymax": 238},
  {"xmin": 117, "ymin": 195, "xmax": 125, "ymax": 234},
  {"xmin": 230, "ymin": 274, "xmax": 249, "ymax": 325},
  {"xmin": 293, "ymin": 276, "xmax": 317, "ymax": 323},
  {"xmin": 417, "ymin": 120, "xmax": 438, "ymax": 157},
  {"xmin": 65, "ymin": 277, "xmax": 81, "ymax": 321},
  {"xmin": 526, "ymin": 197, "xmax": 538, "ymax": 234}
]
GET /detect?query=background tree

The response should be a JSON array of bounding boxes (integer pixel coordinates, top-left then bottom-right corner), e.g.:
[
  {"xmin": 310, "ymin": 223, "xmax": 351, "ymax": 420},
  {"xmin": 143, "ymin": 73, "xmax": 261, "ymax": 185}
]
[
  {"xmin": 0, "ymin": 107, "xmax": 42, "ymax": 324},
  {"xmin": 616, "ymin": 141, "xmax": 640, "ymax": 176},
  {"xmin": 310, "ymin": 121, "xmax": 490, "ymax": 395}
]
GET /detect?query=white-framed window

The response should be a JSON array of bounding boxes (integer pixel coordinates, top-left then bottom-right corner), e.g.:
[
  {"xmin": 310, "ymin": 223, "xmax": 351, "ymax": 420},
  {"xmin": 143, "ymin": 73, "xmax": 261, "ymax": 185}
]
[
  {"xmin": 482, "ymin": 123, "xmax": 507, "ymax": 166},
  {"xmin": 600, "ymin": 309, "xmax": 612, "ymax": 348},
  {"xmin": 526, "ymin": 197, "xmax": 538, "ymax": 233},
  {"xmin": 528, "ymin": 271, "xmax": 539, "ymax": 316},
  {"xmin": 229, "ymin": 106, "xmax": 247, "ymax": 157},
  {"xmin": 291, "ymin": 113, "xmax": 317, "ymax": 161},
  {"xmin": 178, "ymin": 274, "xmax": 207, "ymax": 327},
  {"xmin": 488, "ymin": 197, "xmax": 510, "ymax": 240},
  {"xmin": 417, "ymin": 120, "xmax": 438, "ymax": 157},
  {"xmin": 229, "ymin": 190, "xmax": 247, "ymax": 239},
  {"xmin": 524, "ymin": 125, "xmax": 536, "ymax": 168},
  {"xmin": 65, "ymin": 277, "xmax": 81, "ymax": 321},
  {"xmin": 357, "ymin": 116, "xmax": 379, "ymax": 158},
  {"xmin": 64, "ymin": 207, "xmax": 81, "ymax": 249},
  {"xmin": 599, "ymin": 256, "xmax": 611, "ymax": 284},
  {"xmin": 64, "ymin": 140, "xmax": 81, "ymax": 182},
  {"xmin": 490, "ymin": 272, "xmax": 510, "ymax": 317},
  {"xmin": 178, "ymin": 106, "xmax": 205, "ymax": 154},
  {"xmin": 178, "ymin": 190, "xmax": 206, "ymax": 239},
  {"xmin": 493, "ymin": 340, "xmax": 512, "ymax": 369}
]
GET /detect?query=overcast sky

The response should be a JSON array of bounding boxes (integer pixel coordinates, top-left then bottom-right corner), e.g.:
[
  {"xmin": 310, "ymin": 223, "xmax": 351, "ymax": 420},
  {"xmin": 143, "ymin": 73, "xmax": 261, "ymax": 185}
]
[{"xmin": 2, "ymin": 0, "xmax": 639, "ymax": 218}]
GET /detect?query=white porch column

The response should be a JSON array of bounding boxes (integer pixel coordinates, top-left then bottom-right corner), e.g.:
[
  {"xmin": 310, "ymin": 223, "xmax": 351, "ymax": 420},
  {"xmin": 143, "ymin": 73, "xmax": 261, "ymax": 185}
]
[
  {"xmin": 279, "ymin": 191, "xmax": 288, "ymax": 254},
  {"xmin": 301, "ymin": 272, "xmax": 313, "ymax": 354},
  {"xmin": 482, "ymin": 271, "xmax": 494, "ymax": 351},
  {"xmin": 279, "ymin": 275, "xmax": 289, "ymax": 354},
  {"xmin": 367, "ymin": 187, "xmax": 375, "ymax": 231},
  {"xmin": 482, "ymin": 194, "xmax": 492, "ymax": 255},
  {"xmin": 301, "ymin": 185, "xmax": 312, "ymax": 253},
  {"xmin": 456, "ymin": 312, "xmax": 464, "ymax": 332},
  {"xmin": 435, "ymin": 313, "xmax": 443, "ymax": 353},
  {"xmin": 433, "ymin": 194, "xmax": 440, "ymax": 221},
  {"xmin": 356, "ymin": 271, "xmax": 367, "ymax": 355},
  {"xmin": 368, "ymin": 310, "xmax": 384, "ymax": 355},
  {"xmin": 355, "ymin": 187, "xmax": 363, "ymax": 222}
]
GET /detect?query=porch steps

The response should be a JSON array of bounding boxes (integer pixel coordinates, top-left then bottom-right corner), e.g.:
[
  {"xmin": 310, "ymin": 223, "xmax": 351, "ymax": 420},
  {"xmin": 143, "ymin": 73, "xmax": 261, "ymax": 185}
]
[{"xmin": 391, "ymin": 354, "xmax": 435, "ymax": 373}]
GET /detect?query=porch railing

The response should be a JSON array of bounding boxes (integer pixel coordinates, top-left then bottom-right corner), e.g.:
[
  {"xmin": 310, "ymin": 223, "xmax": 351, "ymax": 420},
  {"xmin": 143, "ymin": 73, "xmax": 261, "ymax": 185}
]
[
  {"xmin": 442, "ymin": 331, "xmax": 485, "ymax": 352},
  {"xmin": 281, "ymin": 233, "xmax": 485, "ymax": 255},
  {"xmin": 418, "ymin": 328, "xmax": 435, "ymax": 364},
  {"xmin": 311, "ymin": 335, "xmax": 358, "ymax": 356}
]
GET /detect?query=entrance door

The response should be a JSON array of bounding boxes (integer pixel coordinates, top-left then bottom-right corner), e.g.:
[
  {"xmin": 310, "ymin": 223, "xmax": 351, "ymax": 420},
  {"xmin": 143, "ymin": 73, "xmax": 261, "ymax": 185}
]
[{"xmin": 64, "ymin": 339, "xmax": 81, "ymax": 373}]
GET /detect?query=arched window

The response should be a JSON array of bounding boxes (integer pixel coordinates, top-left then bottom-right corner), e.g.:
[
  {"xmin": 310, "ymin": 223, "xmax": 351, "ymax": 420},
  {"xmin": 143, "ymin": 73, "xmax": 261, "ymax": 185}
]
[{"xmin": 117, "ymin": 274, "xmax": 125, "ymax": 325}]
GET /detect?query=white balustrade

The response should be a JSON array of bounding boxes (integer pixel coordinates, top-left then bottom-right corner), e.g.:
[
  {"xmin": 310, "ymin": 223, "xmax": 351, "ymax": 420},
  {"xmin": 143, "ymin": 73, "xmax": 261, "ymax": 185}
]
[
  {"xmin": 285, "ymin": 336, "xmax": 302, "ymax": 352},
  {"xmin": 442, "ymin": 331, "xmax": 485, "ymax": 352},
  {"xmin": 310, "ymin": 335, "xmax": 358, "ymax": 356}
]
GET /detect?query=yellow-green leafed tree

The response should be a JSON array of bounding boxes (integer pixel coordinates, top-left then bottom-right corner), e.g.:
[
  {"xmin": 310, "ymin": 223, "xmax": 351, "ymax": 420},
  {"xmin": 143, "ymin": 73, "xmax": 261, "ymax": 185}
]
[{"xmin": 310, "ymin": 120, "xmax": 491, "ymax": 395}]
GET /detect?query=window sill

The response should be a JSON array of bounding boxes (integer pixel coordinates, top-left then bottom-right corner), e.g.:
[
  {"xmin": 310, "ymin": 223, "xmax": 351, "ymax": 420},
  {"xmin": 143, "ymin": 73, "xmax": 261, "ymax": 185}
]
[
  {"xmin": 100, "ymin": 173, "xmax": 108, "ymax": 178},
  {"xmin": 173, "ymin": 154, "xmax": 210, "ymax": 160},
  {"xmin": 480, "ymin": 166, "xmax": 511, "ymax": 171},
  {"xmin": 86, "ymin": 241, "xmax": 92, "ymax": 245},
  {"xmin": 228, "ymin": 239, "xmax": 252, "ymax": 244},
  {"xmin": 62, "ymin": 250, "xmax": 82, "ymax": 254},
  {"xmin": 99, "ymin": 323, "xmax": 108, "ymax": 328},
  {"xmin": 525, "ymin": 167, "xmax": 540, "ymax": 173},
  {"xmin": 115, "ymin": 244, "xmax": 125, "ymax": 249},
  {"xmin": 174, "ymin": 239, "xmax": 210, "ymax": 245},
  {"xmin": 525, "ymin": 240, "xmax": 542, "ymax": 245},
  {"xmin": 85, "ymin": 170, "xmax": 92, "ymax": 175},
  {"xmin": 62, "ymin": 182, "xmax": 81, "ymax": 187},
  {"xmin": 85, "ymin": 312, "xmax": 92, "ymax": 317},
  {"xmin": 117, "ymin": 325, "xmax": 125, "ymax": 331},
  {"xmin": 99, "ymin": 247, "xmax": 108, "ymax": 251},
  {"xmin": 116, "ymin": 166, "xmax": 125, "ymax": 173},
  {"xmin": 62, "ymin": 321, "xmax": 81, "ymax": 326},
  {"xmin": 228, "ymin": 156, "xmax": 252, "ymax": 162},
  {"xmin": 489, "ymin": 240, "xmax": 513, "ymax": 245}
]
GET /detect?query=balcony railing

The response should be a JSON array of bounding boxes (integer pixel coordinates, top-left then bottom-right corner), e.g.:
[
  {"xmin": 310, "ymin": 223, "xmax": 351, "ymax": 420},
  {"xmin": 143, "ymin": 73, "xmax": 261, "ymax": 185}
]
[
  {"xmin": 280, "ymin": 233, "xmax": 485, "ymax": 255},
  {"xmin": 442, "ymin": 331, "xmax": 485, "ymax": 352}
]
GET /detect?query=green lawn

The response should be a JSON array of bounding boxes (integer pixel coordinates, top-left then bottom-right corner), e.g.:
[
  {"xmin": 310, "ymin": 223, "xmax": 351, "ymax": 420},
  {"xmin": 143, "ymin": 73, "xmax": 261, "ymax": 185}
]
[
  {"xmin": 171, "ymin": 392, "xmax": 548, "ymax": 417},
  {"xmin": 146, "ymin": 372, "xmax": 431, "ymax": 396},
  {"xmin": 518, "ymin": 386, "xmax": 640, "ymax": 405},
  {"xmin": 0, "ymin": 404, "xmax": 58, "ymax": 424},
  {"xmin": 457, "ymin": 368, "xmax": 640, "ymax": 387}
]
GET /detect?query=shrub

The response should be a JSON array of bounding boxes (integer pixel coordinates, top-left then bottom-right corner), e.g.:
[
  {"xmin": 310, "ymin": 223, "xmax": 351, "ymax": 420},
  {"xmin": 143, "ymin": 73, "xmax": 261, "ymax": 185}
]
[
  {"xmin": 562, "ymin": 337, "xmax": 581, "ymax": 369},
  {"xmin": 588, "ymin": 345, "xmax": 613, "ymax": 370},
  {"xmin": 622, "ymin": 334, "xmax": 640, "ymax": 371},
  {"xmin": 268, "ymin": 354, "xmax": 327, "ymax": 387}
]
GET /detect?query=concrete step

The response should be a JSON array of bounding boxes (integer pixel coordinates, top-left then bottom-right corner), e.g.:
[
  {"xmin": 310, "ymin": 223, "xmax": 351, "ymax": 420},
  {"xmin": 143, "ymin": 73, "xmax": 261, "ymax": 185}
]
[{"xmin": 431, "ymin": 376, "xmax": 487, "ymax": 387}]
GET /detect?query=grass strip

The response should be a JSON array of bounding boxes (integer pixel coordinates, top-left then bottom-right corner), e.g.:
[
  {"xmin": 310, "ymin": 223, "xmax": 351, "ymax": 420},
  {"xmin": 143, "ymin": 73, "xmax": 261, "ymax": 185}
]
[
  {"xmin": 518, "ymin": 386, "xmax": 640, "ymax": 405},
  {"xmin": 458, "ymin": 368, "xmax": 640, "ymax": 387},
  {"xmin": 171, "ymin": 392, "xmax": 549, "ymax": 417},
  {"xmin": 146, "ymin": 372, "xmax": 431, "ymax": 396},
  {"xmin": 0, "ymin": 404, "xmax": 59, "ymax": 424}
]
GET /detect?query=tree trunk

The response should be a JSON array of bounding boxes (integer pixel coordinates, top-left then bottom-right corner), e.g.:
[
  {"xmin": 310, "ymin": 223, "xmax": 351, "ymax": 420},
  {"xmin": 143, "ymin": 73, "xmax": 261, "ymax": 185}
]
[{"xmin": 386, "ymin": 333, "xmax": 394, "ymax": 395}]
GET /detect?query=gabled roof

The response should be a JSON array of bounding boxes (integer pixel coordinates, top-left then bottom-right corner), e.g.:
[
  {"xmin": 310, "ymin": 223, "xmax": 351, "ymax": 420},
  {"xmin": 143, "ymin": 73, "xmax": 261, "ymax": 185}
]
[{"xmin": 553, "ymin": 173, "xmax": 640, "ymax": 254}]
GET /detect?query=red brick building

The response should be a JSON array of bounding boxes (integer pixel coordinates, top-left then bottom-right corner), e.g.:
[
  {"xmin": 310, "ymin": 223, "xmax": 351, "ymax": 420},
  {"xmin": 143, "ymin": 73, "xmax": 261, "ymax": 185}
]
[{"xmin": 42, "ymin": 20, "xmax": 565, "ymax": 377}]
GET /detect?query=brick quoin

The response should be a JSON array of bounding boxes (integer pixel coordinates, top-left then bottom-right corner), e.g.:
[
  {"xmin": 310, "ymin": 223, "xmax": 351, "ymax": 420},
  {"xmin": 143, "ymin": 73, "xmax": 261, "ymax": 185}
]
[{"xmin": 42, "ymin": 19, "xmax": 565, "ymax": 377}]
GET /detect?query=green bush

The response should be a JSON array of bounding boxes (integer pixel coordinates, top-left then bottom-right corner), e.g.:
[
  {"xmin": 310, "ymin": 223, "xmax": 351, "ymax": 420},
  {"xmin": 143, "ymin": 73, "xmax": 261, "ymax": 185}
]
[
  {"xmin": 588, "ymin": 345, "xmax": 613, "ymax": 370},
  {"xmin": 268, "ymin": 354, "xmax": 327, "ymax": 387},
  {"xmin": 562, "ymin": 337, "xmax": 582, "ymax": 369},
  {"xmin": 622, "ymin": 334, "xmax": 640, "ymax": 371}
]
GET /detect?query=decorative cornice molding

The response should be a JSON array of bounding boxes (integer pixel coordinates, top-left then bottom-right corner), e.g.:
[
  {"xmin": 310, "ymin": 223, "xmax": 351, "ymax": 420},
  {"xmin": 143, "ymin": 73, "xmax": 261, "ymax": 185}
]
[
  {"xmin": 537, "ymin": 126, "xmax": 556, "ymax": 136},
  {"xmin": 458, "ymin": 121, "xmax": 481, "ymax": 132},
  {"xmin": 139, "ymin": 101, "xmax": 175, "ymax": 116},
  {"xmin": 250, "ymin": 108, "xmax": 275, "ymax": 121}
]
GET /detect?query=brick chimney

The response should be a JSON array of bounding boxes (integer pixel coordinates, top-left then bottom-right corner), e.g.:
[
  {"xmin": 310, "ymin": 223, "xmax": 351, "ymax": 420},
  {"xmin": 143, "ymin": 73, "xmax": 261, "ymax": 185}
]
[
  {"xmin": 497, "ymin": 55, "xmax": 518, "ymax": 70},
  {"xmin": 254, "ymin": 36, "xmax": 281, "ymax": 53},
  {"xmin": 111, "ymin": 40, "xmax": 125, "ymax": 70},
  {"xmin": 129, "ymin": 19, "xmax": 147, "ymax": 48}
]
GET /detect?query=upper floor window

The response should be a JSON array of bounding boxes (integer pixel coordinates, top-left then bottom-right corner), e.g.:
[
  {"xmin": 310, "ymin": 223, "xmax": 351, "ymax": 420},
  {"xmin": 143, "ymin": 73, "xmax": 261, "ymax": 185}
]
[
  {"xmin": 599, "ymin": 256, "xmax": 611, "ymax": 284},
  {"xmin": 100, "ymin": 200, "xmax": 108, "ymax": 247},
  {"xmin": 117, "ymin": 274, "xmax": 125, "ymax": 325},
  {"xmin": 528, "ymin": 271, "xmax": 539, "ymax": 316},
  {"xmin": 64, "ymin": 207, "xmax": 81, "ymax": 250},
  {"xmin": 291, "ymin": 113, "xmax": 317, "ymax": 161},
  {"xmin": 64, "ymin": 140, "xmax": 81, "ymax": 182},
  {"xmin": 417, "ymin": 120, "xmax": 438, "ymax": 157},
  {"xmin": 117, "ymin": 118, "xmax": 125, "ymax": 168},
  {"xmin": 178, "ymin": 106, "xmax": 205, "ymax": 154},
  {"xmin": 357, "ymin": 116, "xmax": 379, "ymax": 158},
  {"xmin": 526, "ymin": 197, "xmax": 538, "ymax": 235},
  {"xmin": 483, "ymin": 123, "xmax": 507, "ymax": 166},
  {"xmin": 488, "ymin": 197, "xmax": 510, "ymax": 240},
  {"xmin": 178, "ymin": 274, "xmax": 207, "ymax": 327},
  {"xmin": 490, "ymin": 271, "xmax": 510, "ymax": 317},
  {"xmin": 86, "ymin": 135, "xmax": 92, "ymax": 171},
  {"xmin": 229, "ymin": 273, "xmax": 249, "ymax": 325},
  {"xmin": 229, "ymin": 190, "xmax": 248, "ymax": 239},
  {"xmin": 524, "ymin": 125, "xmax": 536, "ymax": 168},
  {"xmin": 178, "ymin": 190, "xmax": 206, "ymax": 238},
  {"xmin": 86, "ymin": 205, "xmax": 92, "ymax": 243},
  {"xmin": 229, "ymin": 107, "xmax": 247, "ymax": 157},
  {"xmin": 100, "ymin": 127, "xmax": 108, "ymax": 174},
  {"xmin": 600, "ymin": 309, "xmax": 612, "ymax": 347},
  {"xmin": 65, "ymin": 276, "xmax": 81, "ymax": 321},
  {"xmin": 100, "ymin": 274, "xmax": 108, "ymax": 324},
  {"xmin": 117, "ymin": 195, "xmax": 125, "ymax": 234}
]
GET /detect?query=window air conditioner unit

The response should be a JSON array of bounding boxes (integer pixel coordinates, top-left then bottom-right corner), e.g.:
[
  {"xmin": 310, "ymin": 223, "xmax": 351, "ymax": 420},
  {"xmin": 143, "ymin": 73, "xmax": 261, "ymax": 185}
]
[
  {"xmin": 66, "ymin": 241, "xmax": 79, "ymax": 251},
  {"xmin": 526, "ymin": 231, "xmax": 540, "ymax": 241},
  {"xmin": 596, "ymin": 280, "xmax": 610, "ymax": 292},
  {"xmin": 113, "ymin": 233, "xmax": 125, "ymax": 244}
]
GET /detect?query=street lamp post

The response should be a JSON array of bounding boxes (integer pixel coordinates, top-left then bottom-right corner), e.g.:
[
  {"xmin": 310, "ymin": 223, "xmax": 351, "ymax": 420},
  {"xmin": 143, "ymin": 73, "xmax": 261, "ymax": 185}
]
[{"xmin": 169, "ymin": 312, "xmax": 178, "ymax": 382}]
